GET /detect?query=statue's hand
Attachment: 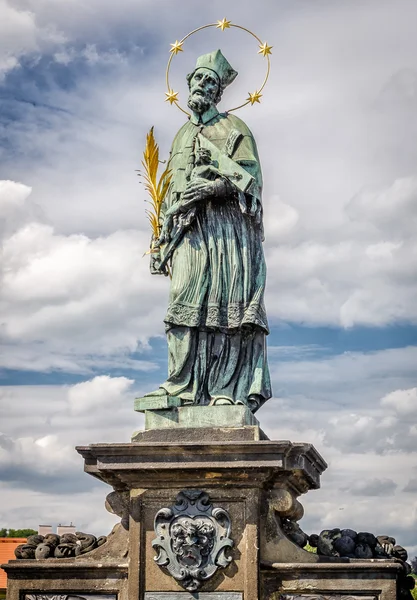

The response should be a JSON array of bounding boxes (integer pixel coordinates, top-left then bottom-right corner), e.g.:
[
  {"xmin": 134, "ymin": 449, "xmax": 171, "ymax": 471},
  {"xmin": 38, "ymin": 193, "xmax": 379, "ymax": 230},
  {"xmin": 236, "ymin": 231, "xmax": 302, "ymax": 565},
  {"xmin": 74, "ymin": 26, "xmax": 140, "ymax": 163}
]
[
  {"xmin": 157, "ymin": 215, "xmax": 174, "ymax": 245},
  {"xmin": 183, "ymin": 178, "xmax": 226, "ymax": 204},
  {"xmin": 150, "ymin": 250, "xmax": 169, "ymax": 277},
  {"xmin": 149, "ymin": 234, "xmax": 168, "ymax": 276}
]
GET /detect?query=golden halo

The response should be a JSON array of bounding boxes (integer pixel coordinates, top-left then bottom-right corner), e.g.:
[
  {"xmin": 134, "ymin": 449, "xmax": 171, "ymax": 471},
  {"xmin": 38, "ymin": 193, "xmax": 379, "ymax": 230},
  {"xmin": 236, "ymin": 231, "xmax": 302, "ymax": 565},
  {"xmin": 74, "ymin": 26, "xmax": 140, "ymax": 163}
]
[{"xmin": 165, "ymin": 18, "xmax": 272, "ymax": 116}]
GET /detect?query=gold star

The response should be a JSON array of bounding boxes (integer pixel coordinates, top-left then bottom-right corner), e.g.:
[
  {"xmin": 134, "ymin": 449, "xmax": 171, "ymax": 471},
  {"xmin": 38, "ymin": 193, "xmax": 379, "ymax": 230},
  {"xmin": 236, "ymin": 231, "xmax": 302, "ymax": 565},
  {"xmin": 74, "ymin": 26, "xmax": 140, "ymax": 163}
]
[
  {"xmin": 169, "ymin": 40, "xmax": 184, "ymax": 55},
  {"xmin": 247, "ymin": 90, "xmax": 262, "ymax": 105},
  {"xmin": 165, "ymin": 89, "xmax": 179, "ymax": 105},
  {"xmin": 258, "ymin": 42, "xmax": 273, "ymax": 57},
  {"xmin": 216, "ymin": 18, "xmax": 231, "ymax": 31}
]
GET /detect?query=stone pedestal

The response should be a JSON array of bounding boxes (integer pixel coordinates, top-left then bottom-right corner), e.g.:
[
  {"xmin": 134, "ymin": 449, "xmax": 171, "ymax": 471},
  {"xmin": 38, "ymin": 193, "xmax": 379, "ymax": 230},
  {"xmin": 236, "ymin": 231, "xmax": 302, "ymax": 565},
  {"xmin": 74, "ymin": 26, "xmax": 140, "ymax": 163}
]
[
  {"xmin": 2, "ymin": 419, "xmax": 406, "ymax": 600},
  {"xmin": 73, "ymin": 435, "xmax": 326, "ymax": 600}
]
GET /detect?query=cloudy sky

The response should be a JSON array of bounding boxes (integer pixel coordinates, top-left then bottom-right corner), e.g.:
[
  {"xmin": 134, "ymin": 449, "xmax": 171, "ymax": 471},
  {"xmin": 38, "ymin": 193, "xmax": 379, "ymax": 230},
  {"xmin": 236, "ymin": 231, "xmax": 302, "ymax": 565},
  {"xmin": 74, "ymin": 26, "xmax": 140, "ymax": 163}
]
[{"xmin": 1, "ymin": 0, "xmax": 417, "ymax": 558}]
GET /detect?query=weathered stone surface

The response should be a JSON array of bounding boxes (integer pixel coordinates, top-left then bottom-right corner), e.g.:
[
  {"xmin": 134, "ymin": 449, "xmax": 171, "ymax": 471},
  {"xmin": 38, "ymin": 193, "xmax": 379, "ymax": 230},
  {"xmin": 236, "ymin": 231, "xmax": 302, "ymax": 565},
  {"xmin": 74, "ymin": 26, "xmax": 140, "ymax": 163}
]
[
  {"xmin": 132, "ymin": 425, "xmax": 268, "ymax": 442},
  {"xmin": 105, "ymin": 490, "xmax": 130, "ymax": 530},
  {"xmin": 4, "ymin": 559, "xmax": 128, "ymax": 600},
  {"xmin": 73, "ymin": 438, "xmax": 327, "ymax": 599},
  {"xmin": 141, "ymin": 486, "xmax": 258, "ymax": 598},
  {"xmin": 76, "ymin": 440, "xmax": 327, "ymax": 491},
  {"xmin": 261, "ymin": 561, "xmax": 403, "ymax": 600},
  {"xmin": 3, "ymin": 434, "xmax": 409, "ymax": 600}
]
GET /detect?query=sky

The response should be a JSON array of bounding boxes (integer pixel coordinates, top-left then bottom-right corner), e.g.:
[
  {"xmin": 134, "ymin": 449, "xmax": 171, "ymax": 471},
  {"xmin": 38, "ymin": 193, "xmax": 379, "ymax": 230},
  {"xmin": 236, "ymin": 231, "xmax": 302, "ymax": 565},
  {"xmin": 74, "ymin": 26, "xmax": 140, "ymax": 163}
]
[{"xmin": 0, "ymin": 0, "xmax": 417, "ymax": 559}]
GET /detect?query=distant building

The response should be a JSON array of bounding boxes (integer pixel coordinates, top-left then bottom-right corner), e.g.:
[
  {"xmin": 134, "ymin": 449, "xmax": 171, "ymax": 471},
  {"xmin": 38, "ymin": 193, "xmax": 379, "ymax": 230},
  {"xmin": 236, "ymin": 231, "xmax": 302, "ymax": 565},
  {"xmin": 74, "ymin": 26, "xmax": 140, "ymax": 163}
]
[
  {"xmin": 38, "ymin": 525, "xmax": 52, "ymax": 537},
  {"xmin": 0, "ymin": 538, "xmax": 27, "ymax": 599},
  {"xmin": 56, "ymin": 523, "xmax": 76, "ymax": 537}
]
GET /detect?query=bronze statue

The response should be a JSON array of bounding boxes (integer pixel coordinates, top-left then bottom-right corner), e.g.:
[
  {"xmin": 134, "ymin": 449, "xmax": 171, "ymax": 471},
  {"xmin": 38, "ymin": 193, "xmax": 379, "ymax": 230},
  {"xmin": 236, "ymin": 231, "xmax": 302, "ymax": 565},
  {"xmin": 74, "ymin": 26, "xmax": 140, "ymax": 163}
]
[{"xmin": 143, "ymin": 49, "xmax": 271, "ymax": 413}]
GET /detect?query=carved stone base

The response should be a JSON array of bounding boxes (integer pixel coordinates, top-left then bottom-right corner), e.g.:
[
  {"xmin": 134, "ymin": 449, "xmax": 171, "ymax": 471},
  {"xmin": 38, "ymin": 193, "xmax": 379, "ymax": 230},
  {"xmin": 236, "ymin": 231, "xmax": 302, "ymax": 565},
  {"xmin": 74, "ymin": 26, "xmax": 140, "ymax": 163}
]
[
  {"xmin": 2, "ymin": 430, "xmax": 404, "ymax": 600},
  {"xmin": 70, "ymin": 435, "xmax": 327, "ymax": 600}
]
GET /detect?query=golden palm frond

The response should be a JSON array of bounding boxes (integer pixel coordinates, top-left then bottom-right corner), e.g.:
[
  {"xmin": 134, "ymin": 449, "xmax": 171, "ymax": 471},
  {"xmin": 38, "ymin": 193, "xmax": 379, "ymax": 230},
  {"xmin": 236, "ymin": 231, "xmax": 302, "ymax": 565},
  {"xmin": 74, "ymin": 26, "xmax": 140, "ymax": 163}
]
[{"xmin": 138, "ymin": 127, "xmax": 172, "ymax": 243}]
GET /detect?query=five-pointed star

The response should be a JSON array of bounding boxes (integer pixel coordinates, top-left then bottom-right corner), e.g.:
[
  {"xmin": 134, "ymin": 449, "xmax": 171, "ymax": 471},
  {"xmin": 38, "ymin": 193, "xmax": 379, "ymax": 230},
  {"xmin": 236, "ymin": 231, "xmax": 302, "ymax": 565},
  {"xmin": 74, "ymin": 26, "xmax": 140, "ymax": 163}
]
[
  {"xmin": 165, "ymin": 90, "xmax": 179, "ymax": 105},
  {"xmin": 216, "ymin": 18, "xmax": 231, "ymax": 31},
  {"xmin": 258, "ymin": 42, "xmax": 273, "ymax": 57},
  {"xmin": 247, "ymin": 90, "xmax": 262, "ymax": 105},
  {"xmin": 170, "ymin": 40, "xmax": 184, "ymax": 55}
]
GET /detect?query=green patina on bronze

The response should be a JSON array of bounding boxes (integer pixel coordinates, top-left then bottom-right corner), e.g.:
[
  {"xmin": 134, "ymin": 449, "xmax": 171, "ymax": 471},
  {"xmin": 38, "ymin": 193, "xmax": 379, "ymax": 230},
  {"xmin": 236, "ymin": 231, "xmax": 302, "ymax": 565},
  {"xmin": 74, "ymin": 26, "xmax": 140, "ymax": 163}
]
[
  {"xmin": 139, "ymin": 49, "xmax": 272, "ymax": 416},
  {"xmin": 140, "ymin": 405, "xmax": 259, "ymax": 431}
]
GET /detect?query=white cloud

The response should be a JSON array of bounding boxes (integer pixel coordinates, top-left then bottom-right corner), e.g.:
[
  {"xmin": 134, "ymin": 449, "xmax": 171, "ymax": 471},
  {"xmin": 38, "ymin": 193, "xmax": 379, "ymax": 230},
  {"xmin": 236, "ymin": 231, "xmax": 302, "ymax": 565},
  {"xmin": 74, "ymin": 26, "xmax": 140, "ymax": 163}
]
[
  {"xmin": 263, "ymin": 196, "xmax": 299, "ymax": 238},
  {"xmin": 0, "ymin": 432, "xmax": 78, "ymax": 477},
  {"xmin": 0, "ymin": 482, "xmax": 119, "ymax": 537},
  {"xmin": 269, "ymin": 346, "xmax": 417, "ymax": 405},
  {"xmin": 404, "ymin": 478, "xmax": 417, "ymax": 493},
  {"xmin": 0, "ymin": 180, "xmax": 38, "ymax": 239},
  {"xmin": 325, "ymin": 413, "xmax": 395, "ymax": 454},
  {"xmin": 340, "ymin": 478, "xmax": 397, "ymax": 497},
  {"xmin": 0, "ymin": 379, "xmax": 145, "ymax": 442},
  {"xmin": 381, "ymin": 387, "xmax": 417, "ymax": 416},
  {"xmin": 0, "ymin": 375, "xmax": 146, "ymax": 537},
  {"xmin": 0, "ymin": 0, "xmax": 38, "ymax": 77},
  {"xmin": 264, "ymin": 173, "xmax": 417, "ymax": 327},
  {"xmin": 347, "ymin": 176, "xmax": 417, "ymax": 239},
  {"xmin": 0, "ymin": 376, "xmax": 144, "ymax": 484},
  {"xmin": 0, "ymin": 343, "xmax": 158, "ymax": 375},
  {"xmin": 0, "ymin": 0, "xmax": 67, "ymax": 78},
  {"xmin": 68, "ymin": 375, "xmax": 133, "ymax": 415},
  {"xmin": 263, "ymin": 347, "xmax": 417, "ymax": 458},
  {"xmin": 0, "ymin": 186, "xmax": 169, "ymax": 366},
  {"xmin": 0, "ymin": 180, "xmax": 31, "ymax": 216}
]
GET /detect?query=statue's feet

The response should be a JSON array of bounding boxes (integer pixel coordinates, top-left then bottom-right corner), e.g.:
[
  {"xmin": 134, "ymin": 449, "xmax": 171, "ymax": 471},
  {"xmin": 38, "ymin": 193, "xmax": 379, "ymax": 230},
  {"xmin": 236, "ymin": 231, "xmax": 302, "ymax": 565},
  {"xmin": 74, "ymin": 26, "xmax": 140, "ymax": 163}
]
[
  {"xmin": 209, "ymin": 396, "xmax": 261, "ymax": 411},
  {"xmin": 209, "ymin": 396, "xmax": 234, "ymax": 406},
  {"xmin": 144, "ymin": 387, "xmax": 168, "ymax": 397}
]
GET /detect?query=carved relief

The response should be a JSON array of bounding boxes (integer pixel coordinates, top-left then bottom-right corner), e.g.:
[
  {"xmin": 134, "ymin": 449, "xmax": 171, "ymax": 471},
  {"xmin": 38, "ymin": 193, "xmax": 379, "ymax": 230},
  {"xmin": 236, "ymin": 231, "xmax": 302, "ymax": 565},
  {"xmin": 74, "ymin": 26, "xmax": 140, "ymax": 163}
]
[{"xmin": 152, "ymin": 490, "xmax": 233, "ymax": 591}]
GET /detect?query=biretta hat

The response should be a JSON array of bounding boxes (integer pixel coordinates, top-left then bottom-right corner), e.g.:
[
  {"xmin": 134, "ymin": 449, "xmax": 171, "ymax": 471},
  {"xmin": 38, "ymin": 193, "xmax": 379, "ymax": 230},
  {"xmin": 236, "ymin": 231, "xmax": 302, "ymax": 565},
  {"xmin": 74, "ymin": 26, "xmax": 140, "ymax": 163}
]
[{"xmin": 193, "ymin": 49, "xmax": 238, "ymax": 89}]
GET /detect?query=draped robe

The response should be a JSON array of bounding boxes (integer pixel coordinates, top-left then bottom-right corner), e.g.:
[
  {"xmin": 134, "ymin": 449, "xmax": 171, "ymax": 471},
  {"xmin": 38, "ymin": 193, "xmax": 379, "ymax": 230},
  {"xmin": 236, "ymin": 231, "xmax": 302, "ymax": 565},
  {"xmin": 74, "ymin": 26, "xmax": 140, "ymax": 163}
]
[{"xmin": 157, "ymin": 107, "xmax": 272, "ymax": 408}]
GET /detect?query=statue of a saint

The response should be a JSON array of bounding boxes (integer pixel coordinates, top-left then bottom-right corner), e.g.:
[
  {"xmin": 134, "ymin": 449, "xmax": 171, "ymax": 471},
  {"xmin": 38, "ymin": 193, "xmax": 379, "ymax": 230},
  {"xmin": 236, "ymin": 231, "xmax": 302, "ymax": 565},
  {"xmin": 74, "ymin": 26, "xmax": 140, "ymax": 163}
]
[{"xmin": 147, "ymin": 49, "xmax": 272, "ymax": 412}]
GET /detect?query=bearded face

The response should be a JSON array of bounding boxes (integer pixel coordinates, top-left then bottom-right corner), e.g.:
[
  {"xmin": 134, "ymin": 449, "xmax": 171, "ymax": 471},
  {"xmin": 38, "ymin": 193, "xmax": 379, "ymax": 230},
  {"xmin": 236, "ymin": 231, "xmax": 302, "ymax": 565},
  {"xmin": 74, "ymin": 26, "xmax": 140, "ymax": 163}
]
[
  {"xmin": 187, "ymin": 68, "xmax": 220, "ymax": 115},
  {"xmin": 171, "ymin": 518, "xmax": 216, "ymax": 569}
]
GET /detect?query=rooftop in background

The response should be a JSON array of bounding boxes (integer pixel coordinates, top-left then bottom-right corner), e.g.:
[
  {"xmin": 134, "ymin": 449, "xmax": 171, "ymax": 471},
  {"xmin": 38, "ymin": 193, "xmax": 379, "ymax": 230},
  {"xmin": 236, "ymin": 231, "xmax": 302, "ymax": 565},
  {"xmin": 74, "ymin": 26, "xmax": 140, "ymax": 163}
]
[{"xmin": 0, "ymin": 538, "xmax": 26, "ymax": 591}]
